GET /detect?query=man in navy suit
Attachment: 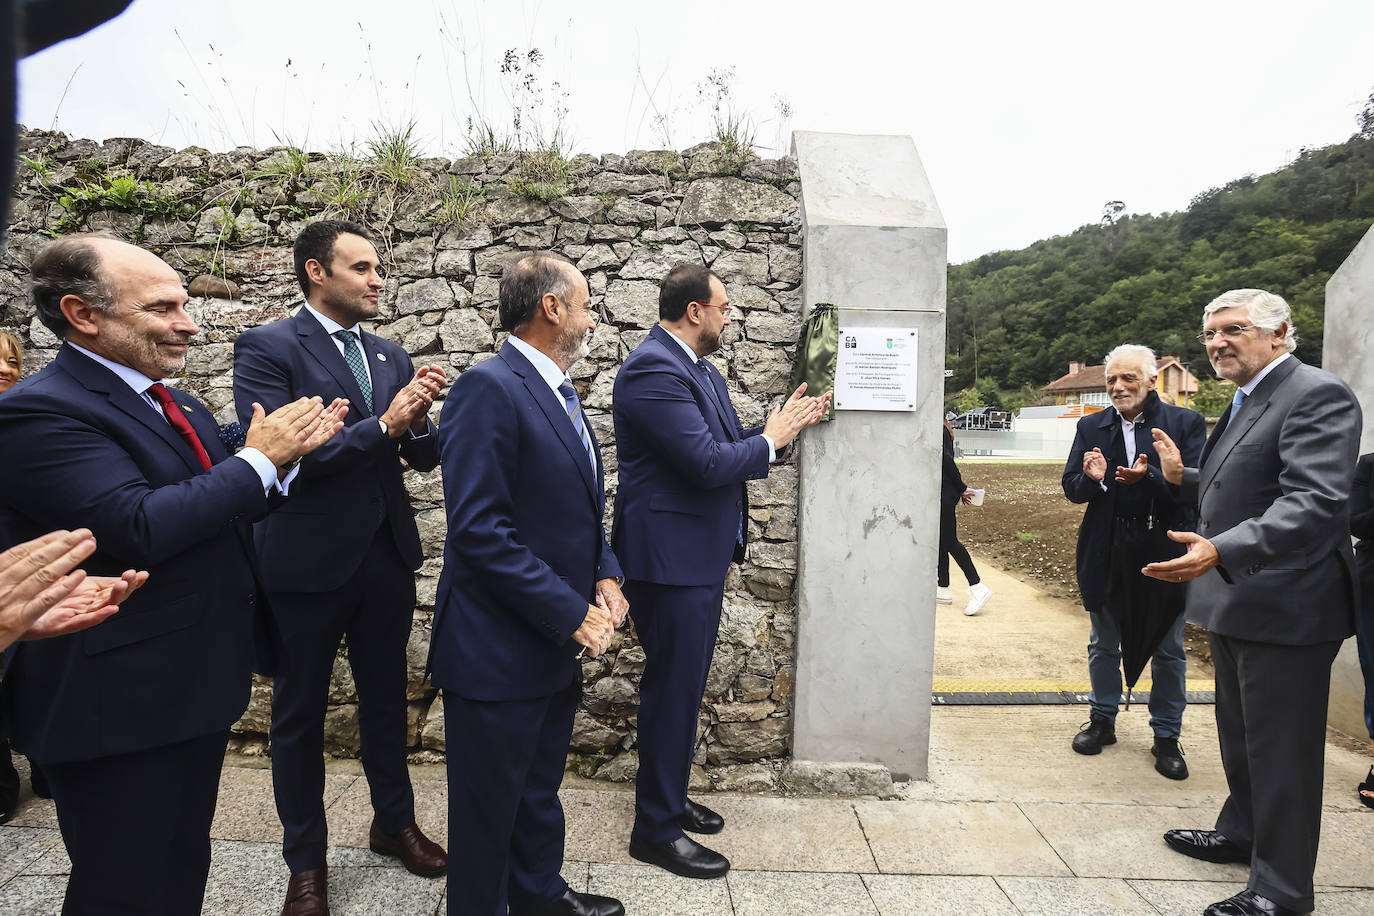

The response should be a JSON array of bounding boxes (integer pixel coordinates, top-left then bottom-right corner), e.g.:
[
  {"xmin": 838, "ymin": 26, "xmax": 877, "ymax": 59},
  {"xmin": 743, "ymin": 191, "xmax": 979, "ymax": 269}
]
[
  {"xmin": 0, "ymin": 233, "xmax": 343, "ymax": 915},
  {"xmin": 430, "ymin": 251, "xmax": 626, "ymax": 916},
  {"xmin": 612, "ymin": 263, "xmax": 826, "ymax": 878},
  {"xmin": 233, "ymin": 220, "xmax": 448, "ymax": 915}
]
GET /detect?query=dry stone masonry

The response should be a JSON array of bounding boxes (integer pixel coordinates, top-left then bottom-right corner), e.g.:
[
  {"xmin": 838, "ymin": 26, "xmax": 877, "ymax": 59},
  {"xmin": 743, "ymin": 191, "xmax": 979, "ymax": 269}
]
[{"xmin": 1, "ymin": 129, "xmax": 807, "ymax": 792}]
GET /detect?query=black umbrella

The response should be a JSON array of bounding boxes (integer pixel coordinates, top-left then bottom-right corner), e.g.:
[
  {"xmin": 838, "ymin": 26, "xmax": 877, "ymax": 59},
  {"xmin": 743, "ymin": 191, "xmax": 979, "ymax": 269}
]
[{"xmin": 1103, "ymin": 512, "xmax": 1188, "ymax": 706}]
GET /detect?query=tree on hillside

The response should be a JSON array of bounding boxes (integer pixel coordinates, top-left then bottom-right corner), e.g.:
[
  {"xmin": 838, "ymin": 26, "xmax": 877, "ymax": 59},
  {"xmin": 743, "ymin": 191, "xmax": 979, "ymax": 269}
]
[{"xmin": 946, "ymin": 129, "xmax": 1374, "ymax": 394}]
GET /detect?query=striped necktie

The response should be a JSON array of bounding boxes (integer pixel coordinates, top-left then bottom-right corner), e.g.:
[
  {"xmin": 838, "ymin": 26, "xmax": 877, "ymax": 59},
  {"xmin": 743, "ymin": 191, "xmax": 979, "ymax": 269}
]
[{"xmin": 557, "ymin": 380, "xmax": 597, "ymax": 474}]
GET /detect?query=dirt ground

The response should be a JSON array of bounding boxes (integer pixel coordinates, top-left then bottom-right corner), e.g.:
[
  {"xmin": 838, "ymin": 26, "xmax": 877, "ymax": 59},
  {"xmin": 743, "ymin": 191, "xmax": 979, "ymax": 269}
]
[{"xmin": 953, "ymin": 460, "xmax": 1214, "ymax": 674}]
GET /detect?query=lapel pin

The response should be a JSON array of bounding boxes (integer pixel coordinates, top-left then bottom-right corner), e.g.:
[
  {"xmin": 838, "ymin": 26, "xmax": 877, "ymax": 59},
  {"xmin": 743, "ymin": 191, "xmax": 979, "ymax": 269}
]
[
  {"xmin": 182, "ymin": 405, "xmax": 194, "ymax": 413},
  {"xmin": 377, "ymin": 353, "xmax": 387, "ymax": 361}
]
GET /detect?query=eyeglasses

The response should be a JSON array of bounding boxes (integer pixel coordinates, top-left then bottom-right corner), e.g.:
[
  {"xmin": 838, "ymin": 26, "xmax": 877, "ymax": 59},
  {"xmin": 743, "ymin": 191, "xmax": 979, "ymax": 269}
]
[
  {"xmin": 691, "ymin": 301, "xmax": 732, "ymax": 313},
  {"xmin": 1196, "ymin": 324, "xmax": 1257, "ymax": 343}
]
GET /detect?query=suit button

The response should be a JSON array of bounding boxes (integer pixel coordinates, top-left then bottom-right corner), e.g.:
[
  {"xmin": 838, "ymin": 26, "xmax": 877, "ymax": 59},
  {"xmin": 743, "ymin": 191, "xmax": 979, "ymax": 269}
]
[
  {"xmin": 1248, "ymin": 564, "xmax": 1263, "ymax": 574},
  {"xmin": 247, "ymin": 594, "xmax": 256, "ymax": 606}
]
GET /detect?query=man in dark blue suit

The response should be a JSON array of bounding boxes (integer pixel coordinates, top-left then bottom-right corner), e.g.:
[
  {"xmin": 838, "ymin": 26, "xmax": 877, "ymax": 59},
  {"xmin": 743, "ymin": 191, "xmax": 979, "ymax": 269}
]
[
  {"xmin": 1062, "ymin": 345, "xmax": 1206, "ymax": 780},
  {"xmin": 612, "ymin": 264, "xmax": 826, "ymax": 878},
  {"xmin": 0, "ymin": 234, "xmax": 343, "ymax": 915},
  {"xmin": 430, "ymin": 251, "xmax": 626, "ymax": 916},
  {"xmin": 233, "ymin": 220, "xmax": 448, "ymax": 915}
]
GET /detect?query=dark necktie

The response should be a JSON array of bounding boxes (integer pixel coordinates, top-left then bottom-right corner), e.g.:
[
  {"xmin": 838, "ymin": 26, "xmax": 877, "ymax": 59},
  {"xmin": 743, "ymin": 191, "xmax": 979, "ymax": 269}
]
[
  {"xmin": 557, "ymin": 380, "xmax": 597, "ymax": 474},
  {"xmin": 147, "ymin": 383, "xmax": 212, "ymax": 470},
  {"xmin": 333, "ymin": 329, "xmax": 374, "ymax": 414}
]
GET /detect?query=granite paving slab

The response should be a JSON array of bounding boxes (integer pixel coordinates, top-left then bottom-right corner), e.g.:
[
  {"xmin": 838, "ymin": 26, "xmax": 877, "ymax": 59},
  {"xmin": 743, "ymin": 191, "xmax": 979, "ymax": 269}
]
[
  {"xmin": 704, "ymin": 796, "xmax": 877, "ymax": 873},
  {"xmin": 1018, "ymin": 802, "xmax": 1251, "ymax": 881},
  {"xmin": 995, "ymin": 876, "xmax": 1158, "ymax": 915},
  {"xmin": 861, "ymin": 874, "xmax": 1019, "ymax": 915},
  {"xmin": 855, "ymin": 800, "xmax": 1070, "ymax": 877},
  {"xmin": 322, "ymin": 771, "xmax": 449, "ymax": 850},
  {"xmin": 0, "ymin": 875, "xmax": 65, "ymax": 915},
  {"xmin": 210, "ymin": 765, "xmax": 357, "ymax": 844},
  {"xmin": 589, "ymin": 862, "xmax": 732, "ymax": 916},
  {"xmin": 729, "ymin": 870, "xmax": 878, "ymax": 916},
  {"xmin": 0, "ymin": 826, "xmax": 63, "ymax": 885},
  {"xmin": 562, "ymin": 787, "xmax": 637, "ymax": 865},
  {"xmin": 1310, "ymin": 810, "xmax": 1374, "ymax": 888}
]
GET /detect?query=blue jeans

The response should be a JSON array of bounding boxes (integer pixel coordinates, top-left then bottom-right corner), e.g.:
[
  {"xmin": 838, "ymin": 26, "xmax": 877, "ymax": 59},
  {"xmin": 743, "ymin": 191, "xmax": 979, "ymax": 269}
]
[{"xmin": 1087, "ymin": 609, "xmax": 1187, "ymax": 738}]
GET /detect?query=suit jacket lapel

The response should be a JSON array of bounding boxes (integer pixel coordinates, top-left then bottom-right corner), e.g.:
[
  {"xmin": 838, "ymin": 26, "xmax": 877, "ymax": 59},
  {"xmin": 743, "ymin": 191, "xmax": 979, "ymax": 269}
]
[
  {"xmin": 56, "ymin": 346, "xmax": 205, "ymax": 475},
  {"xmin": 498, "ymin": 343, "xmax": 597, "ymax": 505},
  {"xmin": 649, "ymin": 325, "xmax": 737, "ymax": 439},
  {"xmin": 360, "ymin": 328, "xmax": 400, "ymax": 409},
  {"xmin": 294, "ymin": 308, "xmax": 374, "ymax": 417}
]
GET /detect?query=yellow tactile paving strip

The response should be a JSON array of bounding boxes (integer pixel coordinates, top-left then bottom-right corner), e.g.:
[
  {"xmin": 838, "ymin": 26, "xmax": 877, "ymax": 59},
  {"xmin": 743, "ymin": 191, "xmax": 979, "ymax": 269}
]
[{"xmin": 931, "ymin": 679, "xmax": 1216, "ymax": 693}]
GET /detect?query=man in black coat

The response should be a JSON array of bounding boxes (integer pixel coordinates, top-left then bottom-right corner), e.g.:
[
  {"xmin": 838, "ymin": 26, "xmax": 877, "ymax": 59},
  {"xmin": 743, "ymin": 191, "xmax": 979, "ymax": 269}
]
[{"xmin": 1062, "ymin": 345, "xmax": 1206, "ymax": 779}]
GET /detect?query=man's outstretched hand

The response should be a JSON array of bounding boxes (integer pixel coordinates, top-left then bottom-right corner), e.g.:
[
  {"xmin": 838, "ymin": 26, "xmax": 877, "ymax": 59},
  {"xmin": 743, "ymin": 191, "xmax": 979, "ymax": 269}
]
[{"xmin": 1142, "ymin": 530, "xmax": 1220, "ymax": 582}]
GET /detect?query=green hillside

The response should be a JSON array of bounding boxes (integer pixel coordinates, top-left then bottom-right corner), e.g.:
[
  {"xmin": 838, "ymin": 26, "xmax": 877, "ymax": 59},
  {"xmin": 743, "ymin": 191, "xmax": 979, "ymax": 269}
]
[{"xmin": 946, "ymin": 103, "xmax": 1374, "ymax": 414}]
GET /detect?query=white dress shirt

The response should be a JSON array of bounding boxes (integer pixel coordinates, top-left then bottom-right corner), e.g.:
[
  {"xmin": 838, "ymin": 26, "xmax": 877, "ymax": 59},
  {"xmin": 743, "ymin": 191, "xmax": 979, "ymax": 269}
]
[
  {"xmin": 301, "ymin": 303, "xmax": 428, "ymax": 440},
  {"xmin": 66, "ymin": 342, "xmax": 285, "ymax": 493},
  {"xmin": 507, "ymin": 335, "xmax": 598, "ymax": 478}
]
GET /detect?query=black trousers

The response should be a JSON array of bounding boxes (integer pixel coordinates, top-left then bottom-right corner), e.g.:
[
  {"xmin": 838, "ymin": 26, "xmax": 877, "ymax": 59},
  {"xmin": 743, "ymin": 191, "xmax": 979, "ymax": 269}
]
[
  {"xmin": 626, "ymin": 579, "xmax": 724, "ymax": 844},
  {"xmin": 1211, "ymin": 632, "xmax": 1341, "ymax": 912},
  {"xmin": 443, "ymin": 677, "xmax": 580, "ymax": 916},
  {"xmin": 44, "ymin": 730, "xmax": 229, "ymax": 916},
  {"xmin": 937, "ymin": 499, "xmax": 979, "ymax": 588},
  {"xmin": 268, "ymin": 524, "xmax": 417, "ymax": 874}
]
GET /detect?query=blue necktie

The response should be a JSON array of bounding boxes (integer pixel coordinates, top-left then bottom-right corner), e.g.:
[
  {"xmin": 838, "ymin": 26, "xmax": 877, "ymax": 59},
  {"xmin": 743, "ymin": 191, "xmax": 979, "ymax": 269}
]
[
  {"xmin": 1231, "ymin": 388, "xmax": 1247, "ymax": 418},
  {"xmin": 558, "ymin": 380, "xmax": 597, "ymax": 475},
  {"xmin": 333, "ymin": 330, "xmax": 373, "ymax": 414}
]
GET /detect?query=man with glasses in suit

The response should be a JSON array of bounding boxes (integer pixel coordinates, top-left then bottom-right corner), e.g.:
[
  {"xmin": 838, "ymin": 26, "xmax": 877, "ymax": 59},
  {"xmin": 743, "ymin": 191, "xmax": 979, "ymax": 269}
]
[
  {"xmin": 611, "ymin": 263, "xmax": 827, "ymax": 879},
  {"xmin": 1149, "ymin": 290, "xmax": 1361, "ymax": 916}
]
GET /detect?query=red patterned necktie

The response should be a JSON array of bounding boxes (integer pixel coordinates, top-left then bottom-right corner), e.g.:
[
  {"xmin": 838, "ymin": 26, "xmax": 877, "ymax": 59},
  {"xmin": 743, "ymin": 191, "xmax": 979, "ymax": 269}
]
[{"xmin": 147, "ymin": 382, "xmax": 212, "ymax": 470}]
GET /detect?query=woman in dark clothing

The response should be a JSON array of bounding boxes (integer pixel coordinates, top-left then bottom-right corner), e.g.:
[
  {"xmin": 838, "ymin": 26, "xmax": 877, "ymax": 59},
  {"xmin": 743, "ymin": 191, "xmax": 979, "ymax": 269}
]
[
  {"xmin": 1350, "ymin": 453, "xmax": 1374, "ymax": 807},
  {"xmin": 940, "ymin": 418, "xmax": 992, "ymax": 615}
]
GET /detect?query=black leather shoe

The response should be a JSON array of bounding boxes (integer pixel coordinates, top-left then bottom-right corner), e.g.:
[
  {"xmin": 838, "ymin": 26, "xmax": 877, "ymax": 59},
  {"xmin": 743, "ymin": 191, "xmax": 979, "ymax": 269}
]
[
  {"xmin": 515, "ymin": 888, "xmax": 625, "ymax": 916},
  {"xmin": 678, "ymin": 799, "xmax": 724, "ymax": 835},
  {"xmin": 1203, "ymin": 888, "xmax": 1307, "ymax": 915},
  {"xmin": 629, "ymin": 835, "xmax": 730, "ymax": 879},
  {"xmin": 1152, "ymin": 737, "xmax": 1189, "ymax": 780},
  {"xmin": 1163, "ymin": 828, "xmax": 1250, "ymax": 864},
  {"xmin": 1071, "ymin": 715, "xmax": 1116, "ymax": 755}
]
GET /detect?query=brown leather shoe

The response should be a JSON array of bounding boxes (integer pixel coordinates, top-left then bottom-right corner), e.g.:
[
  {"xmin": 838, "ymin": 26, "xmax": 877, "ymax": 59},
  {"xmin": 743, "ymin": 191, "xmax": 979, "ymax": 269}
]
[
  {"xmin": 368, "ymin": 821, "xmax": 447, "ymax": 877},
  {"xmin": 280, "ymin": 868, "xmax": 329, "ymax": 916}
]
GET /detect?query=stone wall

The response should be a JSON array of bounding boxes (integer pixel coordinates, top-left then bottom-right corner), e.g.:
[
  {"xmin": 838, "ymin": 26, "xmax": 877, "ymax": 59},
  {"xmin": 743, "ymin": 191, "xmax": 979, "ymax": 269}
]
[{"xmin": 1, "ymin": 129, "xmax": 805, "ymax": 791}]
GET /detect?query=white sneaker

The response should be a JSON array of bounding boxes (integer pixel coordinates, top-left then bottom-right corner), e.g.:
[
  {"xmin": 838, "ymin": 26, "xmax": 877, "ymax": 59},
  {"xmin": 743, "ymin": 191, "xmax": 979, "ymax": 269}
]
[
  {"xmin": 936, "ymin": 586, "xmax": 952, "ymax": 605},
  {"xmin": 965, "ymin": 583, "xmax": 992, "ymax": 616}
]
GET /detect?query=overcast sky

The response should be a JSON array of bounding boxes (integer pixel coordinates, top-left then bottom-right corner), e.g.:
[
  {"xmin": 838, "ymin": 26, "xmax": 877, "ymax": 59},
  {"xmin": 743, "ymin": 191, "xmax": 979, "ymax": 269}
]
[{"xmin": 17, "ymin": 0, "xmax": 1374, "ymax": 263}]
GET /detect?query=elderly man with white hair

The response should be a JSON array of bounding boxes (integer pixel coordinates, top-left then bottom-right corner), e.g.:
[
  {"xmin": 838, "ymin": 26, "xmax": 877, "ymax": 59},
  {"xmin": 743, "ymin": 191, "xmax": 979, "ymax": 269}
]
[
  {"xmin": 1149, "ymin": 289, "xmax": 1361, "ymax": 916},
  {"xmin": 1062, "ymin": 343, "xmax": 1206, "ymax": 779}
]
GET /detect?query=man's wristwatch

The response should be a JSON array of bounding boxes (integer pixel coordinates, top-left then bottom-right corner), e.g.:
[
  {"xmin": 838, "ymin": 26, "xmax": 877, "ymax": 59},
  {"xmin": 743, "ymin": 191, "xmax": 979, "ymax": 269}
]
[{"xmin": 378, "ymin": 418, "xmax": 389, "ymax": 437}]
